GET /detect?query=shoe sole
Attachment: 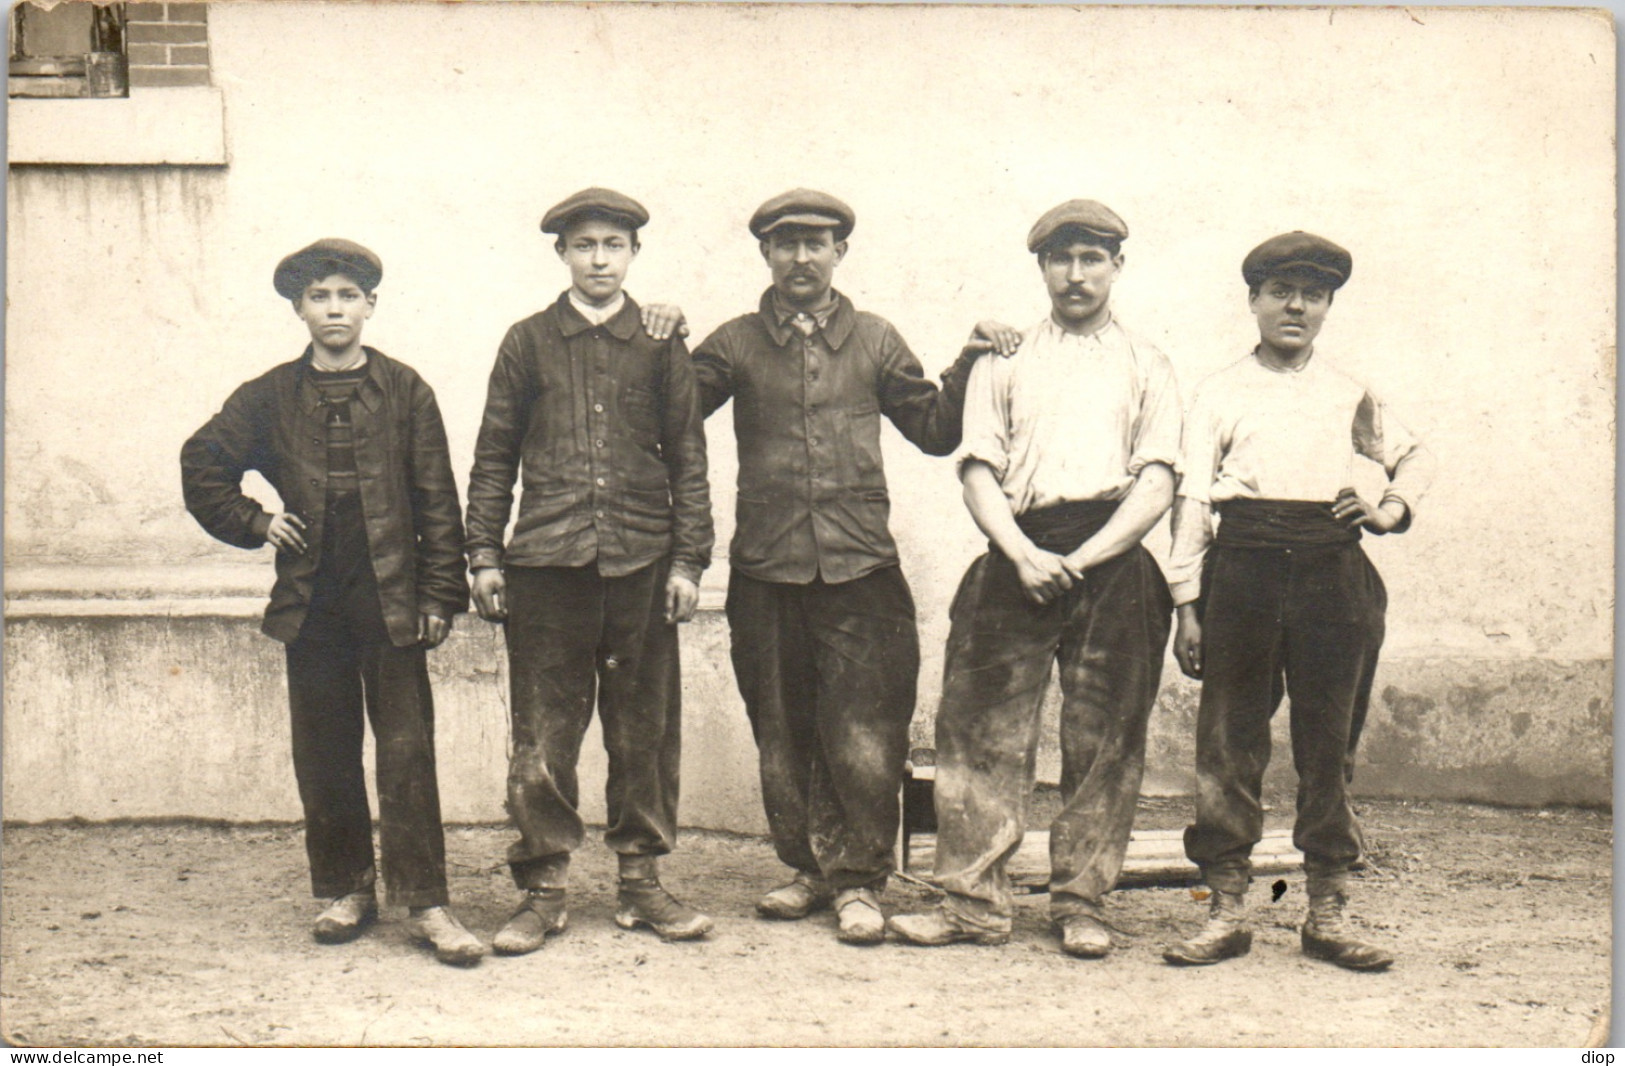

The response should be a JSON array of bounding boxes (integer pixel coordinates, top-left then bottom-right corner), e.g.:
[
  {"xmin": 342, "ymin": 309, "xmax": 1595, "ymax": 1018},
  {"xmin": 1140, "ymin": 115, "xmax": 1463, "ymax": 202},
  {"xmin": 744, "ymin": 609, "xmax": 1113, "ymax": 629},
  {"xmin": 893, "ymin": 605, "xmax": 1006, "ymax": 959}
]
[
  {"xmin": 836, "ymin": 927, "xmax": 886, "ymax": 946},
  {"xmin": 1061, "ymin": 943, "xmax": 1111, "ymax": 959},
  {"xmin": 492, "ymin": 913, "xmax": 569, "ymax": 956},
  {"xmin": 890, "ymin": 930, "xmax": 1010, "ymax": 947},
  {"xmin": 1302, "ymin": 940, "xmax": 1394, "ymax": 972},
  {"xmin": 1163, "ymin": 931, "xmax": 1254, "ymax": 966},
  {"xmin": 614, "ymin": 912, "xmax": 713, "ymax": 941},
  {"xmin": 756, "ymin": 902, "xmax": 828, "ymax": 920},
  {"xmin": 313, "ymin": 909, "xmax": 377, "ymax": 945}
]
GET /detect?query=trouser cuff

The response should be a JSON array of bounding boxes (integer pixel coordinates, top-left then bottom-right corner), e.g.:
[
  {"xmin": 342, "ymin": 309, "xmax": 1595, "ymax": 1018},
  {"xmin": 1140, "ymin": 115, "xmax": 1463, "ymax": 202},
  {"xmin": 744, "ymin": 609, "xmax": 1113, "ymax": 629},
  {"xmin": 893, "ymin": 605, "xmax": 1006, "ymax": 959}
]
[
  {"xmin": 618, "ymin": 854, "xmax": 659, "ymax": 880},
  {"xmin": 312, "ymin": 865, "xmax": 376, "ymax": 901},
  {"xmin": 512, "ymin": 854, "xmax": 571, "ymax": 890},
  {"xmin": 942, "ymin": 892, "xmax": 1014, "ymax": 934},
  {"xmin": 390, "ymin": 886, "xmax": 451, "ymax": 910},
  {"xmin": 1200, "ymin": 865, "xmax": 1250, "ymax": 897},
  {"xmin": 1049, "ymin": 891, "xmax": 1104, "ymax": 921}
]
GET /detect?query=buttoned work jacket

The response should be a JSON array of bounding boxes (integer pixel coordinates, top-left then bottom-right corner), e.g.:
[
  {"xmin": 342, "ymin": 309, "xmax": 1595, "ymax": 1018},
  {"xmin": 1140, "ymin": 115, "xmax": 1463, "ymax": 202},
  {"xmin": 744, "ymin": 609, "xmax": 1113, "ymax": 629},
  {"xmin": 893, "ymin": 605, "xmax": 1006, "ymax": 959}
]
[
  {"xmin": 692, "ymin": 289, "xmax": 977, "ymax": 585},
  {"xmin": 180, "ymin": 347, "xmax": 470, "ymax": 646}
]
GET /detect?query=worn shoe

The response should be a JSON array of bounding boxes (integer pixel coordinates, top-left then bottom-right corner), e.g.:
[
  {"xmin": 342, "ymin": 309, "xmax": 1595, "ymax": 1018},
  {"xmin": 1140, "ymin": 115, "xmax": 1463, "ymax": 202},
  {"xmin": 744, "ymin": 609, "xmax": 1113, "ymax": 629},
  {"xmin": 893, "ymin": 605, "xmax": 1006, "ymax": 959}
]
[
  {"xmin": 1057, "ymin": 913, "xmax": 1113, "ymax": 959},
  {"xmin": 492, "ymin": 888, "xmax": 568, "ymax": 956},
  {"xmin": 406, "ymin": 906, "xmax": 488, "ymax": 966},
  {"xmin": 614, "ymin": 878, "xmax": 713, "ymax": 940},
  {"xmin": 1164, "ymin": 890, "xmax": 1253, "ymax": 966},
  {"xmin": 1302, "ymin": 892, "xmax": 1394, "ymax": 971},
  {"xmin": 756, "ymin": 873, "xmax": 834, "ymax": 920},
  {"xmin": 834, "ymin": 887, "xmax": 885, "ymax": 945},
  {"xmin": 886, "ymin": 904, "xmax": 1010, "ymax": 947},
  {"xmin": 312, "ymin": 889, "xmax": 377, "ymax": 944}
]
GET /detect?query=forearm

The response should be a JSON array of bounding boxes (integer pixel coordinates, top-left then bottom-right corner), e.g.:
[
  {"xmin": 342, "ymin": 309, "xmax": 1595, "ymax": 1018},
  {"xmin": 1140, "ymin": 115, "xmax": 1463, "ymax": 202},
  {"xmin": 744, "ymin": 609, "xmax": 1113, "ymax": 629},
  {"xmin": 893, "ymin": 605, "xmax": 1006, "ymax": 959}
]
[
  {"xmin": 961, "ymin": 460, "xmax": 1032, "ymax": 563},
  {"xmin": 888, "ymin": 344, "xmax": 979, "ymax": 457},
  {"xmin": 1065, "ymin": 463, "xmax": 1175, "ymax": 572},
  {"xmin": 1165, "ymin": 493, "xmax": 1214, "ymax": 606}
]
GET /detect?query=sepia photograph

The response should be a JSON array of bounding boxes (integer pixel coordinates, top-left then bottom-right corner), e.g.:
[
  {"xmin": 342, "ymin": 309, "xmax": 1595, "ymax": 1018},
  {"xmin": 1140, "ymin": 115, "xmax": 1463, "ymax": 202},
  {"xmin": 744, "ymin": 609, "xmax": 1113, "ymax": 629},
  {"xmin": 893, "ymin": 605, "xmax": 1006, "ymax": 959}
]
[{"xmin": 2, "ymin": 0, "xmax": 1615, "ymax": 1049}]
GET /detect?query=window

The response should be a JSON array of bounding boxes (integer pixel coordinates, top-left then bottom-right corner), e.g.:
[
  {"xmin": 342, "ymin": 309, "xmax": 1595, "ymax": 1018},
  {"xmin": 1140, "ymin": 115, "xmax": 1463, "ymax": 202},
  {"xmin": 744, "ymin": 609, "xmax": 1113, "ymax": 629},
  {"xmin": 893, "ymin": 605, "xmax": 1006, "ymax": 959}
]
[{"xmin": 9, "ymin": 1, "xmax": 129, "ymax": 99}]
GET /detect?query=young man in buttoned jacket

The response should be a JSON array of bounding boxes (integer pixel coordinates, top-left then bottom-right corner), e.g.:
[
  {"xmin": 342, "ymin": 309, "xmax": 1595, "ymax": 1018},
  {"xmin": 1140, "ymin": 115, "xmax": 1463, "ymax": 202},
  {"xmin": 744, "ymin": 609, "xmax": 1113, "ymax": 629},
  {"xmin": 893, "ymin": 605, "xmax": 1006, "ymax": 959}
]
[
  {"xmin": 181, "ymin": 239, "xmax": 483, "ymax": 966},
  {"xmin": 464, "ymin": 189, "xmax": 715, "ymax": 953}
]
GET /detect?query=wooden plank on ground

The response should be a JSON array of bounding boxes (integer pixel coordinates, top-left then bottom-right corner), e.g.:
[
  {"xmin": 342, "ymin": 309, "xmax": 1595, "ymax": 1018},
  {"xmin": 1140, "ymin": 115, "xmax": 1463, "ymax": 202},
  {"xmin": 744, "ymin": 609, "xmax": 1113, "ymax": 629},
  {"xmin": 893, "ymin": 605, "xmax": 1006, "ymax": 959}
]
[{"xmin": 904, "ymin": 828, "xmax": 1304, "ymax": 888}]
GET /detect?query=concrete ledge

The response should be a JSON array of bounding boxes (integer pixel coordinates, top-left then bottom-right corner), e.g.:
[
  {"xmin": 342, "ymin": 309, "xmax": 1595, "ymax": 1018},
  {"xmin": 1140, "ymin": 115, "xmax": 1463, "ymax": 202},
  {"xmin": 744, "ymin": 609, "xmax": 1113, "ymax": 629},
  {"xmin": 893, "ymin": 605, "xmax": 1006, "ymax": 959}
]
[
  {"xmin": 8, "ymin": 86, "xmax": 227, "ymax": 165},
  {"xmin": 3, "ymin": 604, "xmax": 1611, "ymax": 828}
]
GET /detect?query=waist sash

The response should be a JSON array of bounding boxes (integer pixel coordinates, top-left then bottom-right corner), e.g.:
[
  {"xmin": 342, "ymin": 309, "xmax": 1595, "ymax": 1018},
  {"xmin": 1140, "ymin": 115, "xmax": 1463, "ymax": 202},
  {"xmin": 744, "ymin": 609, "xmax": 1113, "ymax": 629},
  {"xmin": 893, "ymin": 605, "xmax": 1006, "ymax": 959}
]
[
  {"xmin": 1010, "ymin": 499, "xmax": 1120, "ymax": 555},
  {"xmin": 1216, "ymin": 498, "xmax": 1360, "ymax": 549}
]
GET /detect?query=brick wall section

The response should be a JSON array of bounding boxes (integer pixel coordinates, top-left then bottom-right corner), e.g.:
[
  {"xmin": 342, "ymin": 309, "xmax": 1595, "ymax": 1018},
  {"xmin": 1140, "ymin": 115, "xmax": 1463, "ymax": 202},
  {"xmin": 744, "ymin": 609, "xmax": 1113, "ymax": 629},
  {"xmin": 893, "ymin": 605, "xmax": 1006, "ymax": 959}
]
[{"xmin": 124, "ymin": 2, "xmax": 210, "ymax": 88}]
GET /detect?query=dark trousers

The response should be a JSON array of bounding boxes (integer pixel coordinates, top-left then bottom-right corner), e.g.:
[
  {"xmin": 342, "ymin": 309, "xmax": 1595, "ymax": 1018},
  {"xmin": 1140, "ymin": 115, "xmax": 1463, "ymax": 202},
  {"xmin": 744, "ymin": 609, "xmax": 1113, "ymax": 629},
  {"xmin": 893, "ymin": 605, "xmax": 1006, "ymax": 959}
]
[
  {"xmin": 503, "ymin": 560, "xmax": 680, "ymax": 889},
  {"xmin": 725, "ymin": 565, "xmax": 919, "ymax": 891},
  {"xmin": 1182, "ymin": 542, "xmax": 1387, "ymax": 897},
  {"xmin": 286, "ymin": 565, "xmax": 448, "ymax": 908},
  {"xmin": 932, "ymin": 547, "xmax": 1172, "ymax": 929}
]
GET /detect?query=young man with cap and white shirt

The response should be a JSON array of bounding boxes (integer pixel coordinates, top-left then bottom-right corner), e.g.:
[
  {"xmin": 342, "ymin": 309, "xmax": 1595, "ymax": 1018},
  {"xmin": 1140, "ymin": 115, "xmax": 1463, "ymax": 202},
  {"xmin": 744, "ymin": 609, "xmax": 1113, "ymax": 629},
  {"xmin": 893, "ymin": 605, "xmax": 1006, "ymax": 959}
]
[
  {"xmin": 888, "ymin": 200, "xmax": 1181, "ymax": 959},
  {"xmin": 181, "ymin": 239, "xmax": 484, "ymax": 965},
  {"xmin": 690, "ymin": 189, "xmax": 1002, "ymax": 944},
  {"xmin": 465, "ymin": 188, "xmax": 715, "ymax": 952},
  {"xmin": 1161, "ymin": 232, "xmax": 1434, "ymax": 971}
]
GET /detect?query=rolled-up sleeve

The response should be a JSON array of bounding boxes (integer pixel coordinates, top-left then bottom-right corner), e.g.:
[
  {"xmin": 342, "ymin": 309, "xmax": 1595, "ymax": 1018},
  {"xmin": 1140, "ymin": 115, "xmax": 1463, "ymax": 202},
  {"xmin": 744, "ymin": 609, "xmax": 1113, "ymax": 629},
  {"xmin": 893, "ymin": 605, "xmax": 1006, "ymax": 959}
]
[
  {"xmin": 954, "ymin": 353, "xmax": 1012, "ymax": 481},
  {"xmin": 1165, "ymin": 387, "xmax": 1223, "ymax": 605},
  {"xmin": 1127, "ymin": 349, "xmax": 1183, "ymax": 477}
]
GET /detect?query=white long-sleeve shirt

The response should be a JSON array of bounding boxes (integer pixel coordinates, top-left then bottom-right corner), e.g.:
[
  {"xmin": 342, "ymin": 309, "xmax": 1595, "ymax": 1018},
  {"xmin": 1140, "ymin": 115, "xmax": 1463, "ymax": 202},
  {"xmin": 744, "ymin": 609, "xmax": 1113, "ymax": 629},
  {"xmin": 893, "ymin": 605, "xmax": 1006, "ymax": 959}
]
[{"xmin": 1166, "ymin": 350, "xmax": 1436, "ymax": 605}]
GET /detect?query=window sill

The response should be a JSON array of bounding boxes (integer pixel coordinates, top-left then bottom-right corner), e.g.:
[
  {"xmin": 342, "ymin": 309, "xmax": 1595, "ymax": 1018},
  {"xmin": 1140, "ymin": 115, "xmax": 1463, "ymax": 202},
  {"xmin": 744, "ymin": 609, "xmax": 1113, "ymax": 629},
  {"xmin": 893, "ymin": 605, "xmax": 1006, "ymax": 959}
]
[{"xmin": 8, "ymin": 85, "xmax": 226, "ymax": 165}]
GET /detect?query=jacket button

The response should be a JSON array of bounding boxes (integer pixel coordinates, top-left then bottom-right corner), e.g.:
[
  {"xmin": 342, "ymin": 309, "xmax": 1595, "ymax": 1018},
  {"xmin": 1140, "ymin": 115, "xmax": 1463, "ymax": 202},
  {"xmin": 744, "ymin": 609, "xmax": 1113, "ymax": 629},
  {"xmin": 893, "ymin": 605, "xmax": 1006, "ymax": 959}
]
[
  {"xmin": 595, "ymin": 439, "xmax": 605, "ymax": 448},
  {"xmin": 311, "ymin": 438, "xmax": 320, "ymax": 445},
  {"xmin": 309, "ymin": 478, "xmax": 319, "ymax": 487},
  {"xmin": 594, "ymin": 403, "xmax": 604, "ymax": 413},
  {"xmin": 596, "ymin": 477, "xmax": 606, "ymax": 487}
]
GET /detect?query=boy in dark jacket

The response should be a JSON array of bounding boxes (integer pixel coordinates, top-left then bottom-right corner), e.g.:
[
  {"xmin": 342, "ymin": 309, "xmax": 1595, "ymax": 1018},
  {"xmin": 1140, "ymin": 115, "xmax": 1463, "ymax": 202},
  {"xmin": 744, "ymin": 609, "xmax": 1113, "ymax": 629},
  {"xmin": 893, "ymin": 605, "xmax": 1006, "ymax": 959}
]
[{"xmin": 181, "ymin": 239, "xmax": 482, "ymax": 965}]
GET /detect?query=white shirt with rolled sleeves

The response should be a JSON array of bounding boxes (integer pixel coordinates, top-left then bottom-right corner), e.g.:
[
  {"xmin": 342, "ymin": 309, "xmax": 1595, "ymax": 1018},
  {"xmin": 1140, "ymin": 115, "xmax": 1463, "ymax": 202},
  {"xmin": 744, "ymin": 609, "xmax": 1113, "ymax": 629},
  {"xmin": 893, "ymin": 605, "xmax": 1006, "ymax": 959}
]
[
  {"xmin": 955, "ymin": 316, "xmax": 1183, "ymax": 514},
  {"xmin": 1165, "ymin": 351, "xmax": 1438, "ymax": 605}
]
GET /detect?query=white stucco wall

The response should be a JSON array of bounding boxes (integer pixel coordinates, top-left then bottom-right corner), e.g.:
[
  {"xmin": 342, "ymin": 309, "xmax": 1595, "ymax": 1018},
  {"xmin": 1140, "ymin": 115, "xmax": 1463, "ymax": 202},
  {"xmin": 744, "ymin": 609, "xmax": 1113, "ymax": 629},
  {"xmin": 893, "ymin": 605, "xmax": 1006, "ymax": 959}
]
[{"xmin": 5, "ymin": 3, "xmax": 1614, "ymax": 821}]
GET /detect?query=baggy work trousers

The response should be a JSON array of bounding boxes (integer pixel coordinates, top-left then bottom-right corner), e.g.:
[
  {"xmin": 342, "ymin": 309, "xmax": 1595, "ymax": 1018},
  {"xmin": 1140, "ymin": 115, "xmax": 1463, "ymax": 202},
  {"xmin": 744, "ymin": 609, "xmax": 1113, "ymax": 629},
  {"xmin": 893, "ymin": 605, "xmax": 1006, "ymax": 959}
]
[
  {"xmin": 502, "ymin": 560, "xmax": 681, "ymax": 889},
  {"xmin": 1182, "ymin": 541, "xmax": 1387, "ymax": 897},
  {"xmin": 286, "ymin": 560, "xmax": 449, "ymax": 909},
  {"xmin": 932, "ymin": 546, "xmax": 1173, "ymax": 929},
  {"xmin": 725, "ymin": 565, "xmax": 919, "ymax": 891}
]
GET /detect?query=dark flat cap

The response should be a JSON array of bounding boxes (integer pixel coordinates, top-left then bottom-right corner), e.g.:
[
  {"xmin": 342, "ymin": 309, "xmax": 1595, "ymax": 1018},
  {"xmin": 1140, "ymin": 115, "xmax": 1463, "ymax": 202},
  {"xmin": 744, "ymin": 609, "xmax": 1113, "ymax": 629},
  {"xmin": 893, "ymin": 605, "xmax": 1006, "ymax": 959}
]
[
  {"xmin": 274, "ymin": 238, "xmax": 382, "ymax": 299},
  {"xmin": 540, "ymin": 187, "xmax": 650, "ymax": 234},
  {"xmin": 1027, "ymin": 200, "xmax": 1129, "ymax": 253},
  {"xmin": 750, "ymin": 189, "xmax": 855, "ymax": 242},
  {"xmin": 1242, "ymin": 231, "xmax": 1352, "ymax": 289}
]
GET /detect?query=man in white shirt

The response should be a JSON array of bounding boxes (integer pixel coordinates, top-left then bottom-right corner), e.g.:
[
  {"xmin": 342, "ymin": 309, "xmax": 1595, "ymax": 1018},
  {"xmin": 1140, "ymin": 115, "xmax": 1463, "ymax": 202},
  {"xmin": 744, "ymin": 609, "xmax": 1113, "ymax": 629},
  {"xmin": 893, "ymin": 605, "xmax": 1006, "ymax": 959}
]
[
  {"xmin": 888, "ymin": 200, "xmax": 1180, "ymax": 958},
  {"xmin": 1161, "ymin": 232, "xmax": 1435, "ymax": 971}
]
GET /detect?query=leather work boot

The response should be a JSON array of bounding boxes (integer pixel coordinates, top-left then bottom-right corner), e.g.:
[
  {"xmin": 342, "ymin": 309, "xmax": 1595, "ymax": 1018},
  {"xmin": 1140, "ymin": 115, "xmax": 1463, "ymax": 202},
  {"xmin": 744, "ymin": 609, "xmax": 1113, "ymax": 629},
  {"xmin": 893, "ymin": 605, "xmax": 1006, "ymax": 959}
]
[
  {"xmin": 1301, "ymin": 891, "xmax": 1394, "ymax": 972},
  {"xmin": 834, "ymin": 887, "xmax": 885, "ymax": 945},
  {"xmin": 312, "ymin": 888, "xmax": 378, "ymax": 944},
  {"xmin": 1056, "ymin": 913, "xmax": 1112, "ymax": 959},
  {"xmin": 1163, "ymin": 890, "xmax": 1252, "ymax": 966},
  {"xmin": 614, "ymin": 878, "xmax": 714, "ymax": 940},
  {"xmin": 492, "ymin": 888, "xmax": 568, "ymax": 956},
  {"xmin": 886, "ymin": 904, "xmax": 1010, "ymax": 947},
  {"xmin": 406, "ymin": 906, "xmax": 488, "ymax": 966},
  {"xmin": 756, "ymin": 872, "xmax": 834, "ymax": 920}
]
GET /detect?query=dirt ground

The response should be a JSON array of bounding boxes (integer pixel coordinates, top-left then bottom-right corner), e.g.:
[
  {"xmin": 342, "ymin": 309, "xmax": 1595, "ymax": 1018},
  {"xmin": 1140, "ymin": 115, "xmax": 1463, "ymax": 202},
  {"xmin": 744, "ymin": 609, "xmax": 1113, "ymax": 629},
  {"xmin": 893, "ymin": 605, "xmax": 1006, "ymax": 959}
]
[{"xmin": 0, "ymin": 797, "xmax": 1611, "ymax": 1048}]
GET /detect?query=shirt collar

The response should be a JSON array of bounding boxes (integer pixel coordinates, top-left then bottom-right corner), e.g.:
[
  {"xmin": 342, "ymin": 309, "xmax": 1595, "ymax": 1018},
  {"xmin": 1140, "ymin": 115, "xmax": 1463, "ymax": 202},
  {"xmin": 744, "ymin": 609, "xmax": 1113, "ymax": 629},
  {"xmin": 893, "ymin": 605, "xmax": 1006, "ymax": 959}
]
[
  {"xmin": 558, "ymin": 290, "xmax": 641, "ymax": 340},
  {"xmin": 299, "ymin": 345, "xmax": 384, "ymax": 413},
  {"xmin": 568, "ymin": 289, "xmax": 626, "ymax": 327},
  {"xmin": 757, "ymin": 287, "xmax": 855, "ymax": 350},
  {"xmin": 1041, "ymin": 310, "xmax": 1118, "ymax": 345}
]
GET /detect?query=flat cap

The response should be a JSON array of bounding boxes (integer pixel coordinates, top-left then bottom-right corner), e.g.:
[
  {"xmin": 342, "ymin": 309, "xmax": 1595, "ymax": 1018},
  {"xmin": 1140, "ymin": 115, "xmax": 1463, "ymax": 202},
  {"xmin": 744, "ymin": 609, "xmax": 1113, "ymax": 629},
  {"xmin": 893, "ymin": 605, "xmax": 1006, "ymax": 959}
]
[
  {"xmin": 750, "ymin": 188, "xmax": 855, "ymax": 242},
  {"xmin": 540, "ymin": 187, "xmax": 650, "ymax": 234},
  {"xmin": 1027, "ymin": 199, "xmax": 1129, "ymax": 253},
  {"xmin": 1242, "ymin": 231, "xmax": 1352, "ymax": 289},
  {"xmin": 274, "ymin": 238, "xmax": 382, "ymax": 299}
]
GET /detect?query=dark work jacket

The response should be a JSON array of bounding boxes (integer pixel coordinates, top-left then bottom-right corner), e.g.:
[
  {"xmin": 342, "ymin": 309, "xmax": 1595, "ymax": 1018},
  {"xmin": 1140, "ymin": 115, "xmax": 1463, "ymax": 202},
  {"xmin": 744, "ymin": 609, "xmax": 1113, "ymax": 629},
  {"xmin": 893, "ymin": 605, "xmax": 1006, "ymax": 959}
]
[
  {"xmin": 180, "ymin": 347, "xmax": 470, "ymax": 646},
  {"xmin": 464, "ymin": 293, "xmax": 713, "ymax": 583},
  {"xmin": 692, "ymin": 289, "xmax": 977, "ymax": 585}
]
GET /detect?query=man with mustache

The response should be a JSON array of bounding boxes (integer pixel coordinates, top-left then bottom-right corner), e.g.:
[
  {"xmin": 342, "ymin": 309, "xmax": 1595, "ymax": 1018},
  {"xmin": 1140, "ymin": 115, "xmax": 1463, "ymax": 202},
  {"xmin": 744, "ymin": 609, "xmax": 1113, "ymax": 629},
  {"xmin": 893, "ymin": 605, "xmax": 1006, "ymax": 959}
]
[
  {"xmin": 690, "ymin": 189, "xmax": 1002, "ymax": 944},
  {"xmin": 888, "ymin": 200, "xmax": 1180, "ymax": 958},
  {"xmin": 1161, "ymin": 233, "xmax": 1434, "ymax": 970}
]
